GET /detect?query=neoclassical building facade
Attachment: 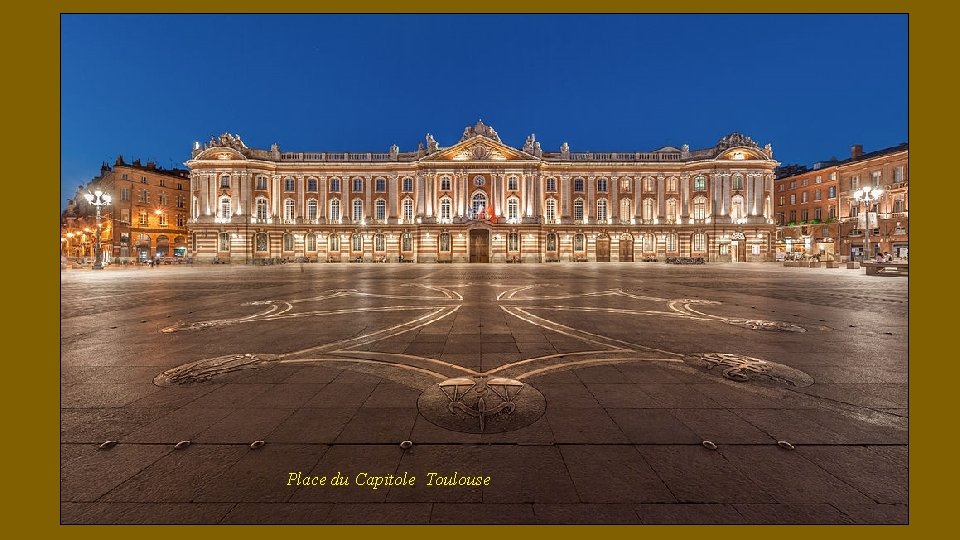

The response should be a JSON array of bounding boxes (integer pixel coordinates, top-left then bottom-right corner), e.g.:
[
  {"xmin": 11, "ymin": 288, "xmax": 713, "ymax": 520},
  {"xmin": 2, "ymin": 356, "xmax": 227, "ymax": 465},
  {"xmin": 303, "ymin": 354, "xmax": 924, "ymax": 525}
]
[{"xmin": 185, "ymin": 122, "xmax": 778, "ymax": 263}]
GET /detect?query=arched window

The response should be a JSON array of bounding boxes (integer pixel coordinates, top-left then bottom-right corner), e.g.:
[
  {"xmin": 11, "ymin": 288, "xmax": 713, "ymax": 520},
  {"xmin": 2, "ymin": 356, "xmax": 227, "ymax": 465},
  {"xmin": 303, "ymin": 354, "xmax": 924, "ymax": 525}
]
[
  {"xmin": 352, "ymin": 233, "xmax": 363, "ymax": 252},
  {"xmin": 374, "ymin": 233, "xmax": 385, "ymax": 252},
  {"xmin": 546, "ymin": 232, "xmax": 557, "ymax": 251},
  {"xmin": 283, "ymin": 199, "xmax": 295, "ymax": 222},
  {"xmin": 329, "ymin": 178, "xmax": 341, "ymax": 192},
  {"xmin": 507, "ymin": 197, "xmax": 519, "ymax": 222},
  {"xmin": 731, "ymin": 195, "xmax": 745, "ymax": 220},
  {"xmin": 306, "ymin": 199, "xmax": 318, "ymax": 221},
  {"xmin": 352, "ymin": 199, "xmax": 364, "ymax": 222},
  {"xmin": 256, "ymin": 197, "xmax": 268, "ymax": 220},
  {"xmin": 597, "ymin": 199, "xmax": 608, "ymax": 223},
  {"xmin": 330, "ymin": 199, "xmax": 341, "ymax": 222},
  {"xmin": 283, "ymin": 233, "xmax": 294, "ymax": 251},
  {"xmin": 439, "ymin": 232, "xmax": 451, "ymax": 252},
  {"xmin": 545, "ymin": 199, "xmax": 557, "ymax": 223},
  {"xmin": 692, "ymin": 232, "xmax": 707, "ymax": 252},
  {"xmin": 219, "ymin": 196, "xmax": 231, "ymax": 220},
  {"xmin": 471, "ymin": 192, "xmax": 487, "ymax": 219},
  {"xmin": 573, "ymin": 233, "xmax": 585, "ymax": 252},
  {"xmin": 352, "ymin": 177, "xmax": 364, "ymax": 192},
  {"xmin": 255, "ymin": 233, "xmax": 268, "ymax": 252},
  {"xmin": 305, "ymin": 233, "xmax": 316, "ymax": 252},
  {"xmin": 573, "ymin": 199, "xmax": 584, "ymax": 222},
  {"xmin": 402, "ymin": 177, "xmax": 414, "ymax": 192},
  {"xmin": 439, "ymin": 197, "xmax": 452, "ymax": 223},
  {"xmin": 666, "ymin": 199, "xmax": 678, "ymax": 223},
  {"xmin": 620, "ymin": 199, "xmax": 631, "ymax": 222},
  {"xmin": 402, "ymin": 199, "xmax": 414, "ymax": 223},
  {"xmin": 692, "ymin": 196, "xmax": 707, "ymax": 220},
  {"xmin": 284, "ymin": 177, "xmax": 295, "ymax": 192},
  {"xmin": 643, "ymin": 198, "xmax": 654, "ymax": 221},
  {"xmin": 375, "ymin": 199, "xmax": 386, "ymax": 221},
  {"xmin": 508, "ymin": 232, "xmax": 519, "ymax": 252},
  {"xmin": 307, "ymin": 178, "xmax": 318, "ymax": 192}
]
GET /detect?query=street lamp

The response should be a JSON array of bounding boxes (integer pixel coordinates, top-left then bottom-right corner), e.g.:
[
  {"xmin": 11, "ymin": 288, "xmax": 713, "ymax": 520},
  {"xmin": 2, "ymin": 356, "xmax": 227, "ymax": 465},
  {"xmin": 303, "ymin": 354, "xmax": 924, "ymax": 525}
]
[
  {"xmin": 83, "ymin": 190, "xmax": 112, "ymax": 270},
  {"xmin": 853, "ymin": 185, "xmax": 883, "ymax": 262}
]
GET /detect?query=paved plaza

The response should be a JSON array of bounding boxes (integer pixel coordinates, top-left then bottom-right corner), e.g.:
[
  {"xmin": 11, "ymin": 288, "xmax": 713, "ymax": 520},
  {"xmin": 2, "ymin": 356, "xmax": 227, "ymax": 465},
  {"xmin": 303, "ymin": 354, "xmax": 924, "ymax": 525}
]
[{"xmin": 60, "ymin": 262, "xmax": 908, "ymax": 525}]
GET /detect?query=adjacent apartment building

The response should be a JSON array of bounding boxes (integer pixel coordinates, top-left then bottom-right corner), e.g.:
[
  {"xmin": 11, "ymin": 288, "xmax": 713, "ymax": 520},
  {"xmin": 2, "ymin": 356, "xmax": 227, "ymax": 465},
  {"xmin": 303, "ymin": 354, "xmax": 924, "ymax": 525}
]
[
  {"xmin": 775, "ymin": 143, "xmax": 908, "ymax": 261},
  {"xmin": 184, "ymin": 122, "xmax": 780, "ymax": 264},
  {"xmin": 61, "ymin": 157, "xmax": 192, "ymax": 263}
]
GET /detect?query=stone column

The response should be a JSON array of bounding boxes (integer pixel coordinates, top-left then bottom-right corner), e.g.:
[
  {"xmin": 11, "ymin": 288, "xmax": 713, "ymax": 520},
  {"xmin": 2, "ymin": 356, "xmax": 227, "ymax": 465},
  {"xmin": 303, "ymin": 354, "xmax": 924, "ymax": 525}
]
[
  {"xmin": 657, "ymin": 176, "xmax": 666, "ymax": 220},
  {"xmin": 587, "ymin": 176, "xmax": 595, "ymax": 221},
  {"xmin": 610, "ymin": 175, "xmax": 619, "ymax": 221}
]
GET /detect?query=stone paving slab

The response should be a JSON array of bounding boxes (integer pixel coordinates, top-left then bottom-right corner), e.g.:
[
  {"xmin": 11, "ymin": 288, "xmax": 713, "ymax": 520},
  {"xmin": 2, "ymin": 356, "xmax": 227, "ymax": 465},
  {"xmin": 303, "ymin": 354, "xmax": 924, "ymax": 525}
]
[{"xmin": 60, "ymin": 263, "xmax": 908, "ymax": 524}]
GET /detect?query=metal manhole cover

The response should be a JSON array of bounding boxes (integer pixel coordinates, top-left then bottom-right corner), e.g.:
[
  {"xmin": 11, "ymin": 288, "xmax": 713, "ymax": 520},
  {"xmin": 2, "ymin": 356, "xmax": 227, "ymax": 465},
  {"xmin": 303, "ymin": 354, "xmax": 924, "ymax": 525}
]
[{"xmin": 418, "ymin": 376, "xmax": 546, "ymax": 433}]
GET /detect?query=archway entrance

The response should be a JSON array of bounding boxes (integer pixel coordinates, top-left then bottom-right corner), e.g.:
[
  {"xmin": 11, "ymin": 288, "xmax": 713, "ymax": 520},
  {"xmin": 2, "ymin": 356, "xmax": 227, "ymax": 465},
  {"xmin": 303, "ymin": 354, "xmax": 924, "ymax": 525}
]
[
  {"xmin": 619, "ymin": 233, "xmax": 634, "ymax": 262},
  {"xmin": 469, "ymin": 229, "xmax": 489, "ymax": 263},
  {"xmin": 596, "ymin": 234, "xmax": 611, "ymax": 262}
]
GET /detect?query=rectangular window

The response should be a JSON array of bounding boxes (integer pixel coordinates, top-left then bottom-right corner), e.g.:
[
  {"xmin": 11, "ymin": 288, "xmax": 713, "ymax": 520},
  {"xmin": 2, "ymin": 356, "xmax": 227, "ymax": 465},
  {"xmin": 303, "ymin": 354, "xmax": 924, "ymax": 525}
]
[
  {"xmin": 219, "ymin": 233, "xmax": 231, "ymax": 251},
  {"xmin": 751, "ymin": 244, "xmax": 760, "ymax": 255},
  {"xmin": 815, "ymin": 175, "xmax": 822, "ymax": 184},
  {"xmin": 620, "ymin": 178, "xmax": 630, "ymax": 192},
  {"xmin": 402, "ymin": 233, "xmax": 412, "ymax": 252},
  {"xmin": 220, "ymin": 176, "xmax": 230, "ymax": 188},
  {"xmin": 508, "ymin": 177, "xmax": 519, "ymax": 191},
  {"xmin": 801, "ymin": 179, "xmax": 808, "ymax": 187},
  {"xmin": 814, "ymin": 189, "xmax": 821, "ymax": 201},
  {"xmin": 789, "ymin": 181, "xmax": 796, "ymax": 189},
  {"xmin": 177, "ymin": 214, "xmax": 185, "ymax": 227},
  {"xmin": 790, "ymin": 194, "xmax": 796, "ymax": 205},
  {"xmin": 403, "ymin": 178, "xmax": 413, "ymax": 192},
  {"xmin": 139, "ymin": 211, "xmax": 149, "ymax": 225},
  {"xmin": 872, "ymin": 171, "xmax": 881, "ymax": 186},
  {"xmin": 120, "ymin": 209, "xmax": 130, "ymax": 223},
  {"xmin": 778, "ymin": 184, "xmax": 784, "ymax": 192},
  {"xmin": 121, "ymin": 173, "xmax": 128, "ymax": 180},
  {"xmin": 801, "ymin": 209, "xmax": 809, "ymax": 221},
  {"xmin": 851, "ymin": 176, "xmax": 860, "ymax": 190},
  {"xmin": 307, "ymin": 179, "xmax": 318, "ymax": 192},
  {"xmin": 177, "ymin": 194, "xmax": 185, "ymax": 208},
  {"xmin": 330, "ymin": 178, "xmax": 341, "ymax": 192},
  {"xmin": 121, "ymin": 188, "xmax": 130, "ymax": 201},
  {"xmin": 177, "ymin": 183, "xmax": 183, "ymax": 190},
  {"xmin": 375, "ymin": 178, "xmax": 386, "ymax": 192},
  {"xmin": 814, "ymin": 207, "xmax": 822, "ymax": 220},
  {"xmin": 353, "ymin": 178, "xmax": 364, "ymax": 192},
  {"xmin": 789, "ymin": 210, "xmax": 796, "ymax": 222},
  {"xmin": 158, "ymin": 213, "xmax": 168, "ymax": 226},
  {"xmin": 829, "ymin": 186, "xmax": 837, "ymax": 198},
  {"xmin": 573, "ymin": 201, "xmax": 584, "ymax": 221},
  {"xmin": 828, "ymin": 206, "xmax": 836, "ymax": 219},
  {"xmin": 644, "ymin": 178, "xmax": 654, "ymax": 191},
  {"xmin": 256, "ymin": 177, "xmax": 267, "ymax": 190},
  {"xmin": 801, "ymin": 192, "xmax": 808, "ymax": 203},
  {"xmin": 546, "ymin": 178, "xmax": 556, "ymax": 192},
  {"xmin": 440, "ymin": 177, "xmax": 451, "ymax": 191},
  {"xmin": 573, "ymin": 179, "xmax": 584, "ymax": 192},
  {"xmin": 159, "ymin": 192, "xmax": 167, "ymax": 205},
  {"xmin": 597, "ymin": 179, "xmax": 607, "ymax": 193},
  {"xmin": 139, "ymin": 190, "xmax": 148, "ymax": 203},
  {"xmin": 285, "ymin": 178, "xmax": 295, "ymax": 192},
  {"xmin": 893, "ymin": 165, "xmax": 904, "ymax": 182},
  {"xmin": 159, "ymin": 179, "xmax": 165, "ymax": 188}
]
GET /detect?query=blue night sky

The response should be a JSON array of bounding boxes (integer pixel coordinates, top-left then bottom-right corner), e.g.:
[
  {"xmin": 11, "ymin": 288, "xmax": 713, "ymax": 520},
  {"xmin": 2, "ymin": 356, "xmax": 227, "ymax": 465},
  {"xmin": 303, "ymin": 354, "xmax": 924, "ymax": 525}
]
[{"xmin": 60, "ymin": 14, "xmax": 907, "ymax": 206}]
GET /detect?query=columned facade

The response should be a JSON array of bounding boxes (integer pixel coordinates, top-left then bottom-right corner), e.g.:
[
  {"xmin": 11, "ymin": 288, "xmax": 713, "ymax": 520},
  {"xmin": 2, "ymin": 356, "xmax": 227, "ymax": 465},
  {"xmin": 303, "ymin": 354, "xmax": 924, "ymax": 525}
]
[{"xmin": 186, "ymin": 124, "xmax": 779, "ymax": 263}]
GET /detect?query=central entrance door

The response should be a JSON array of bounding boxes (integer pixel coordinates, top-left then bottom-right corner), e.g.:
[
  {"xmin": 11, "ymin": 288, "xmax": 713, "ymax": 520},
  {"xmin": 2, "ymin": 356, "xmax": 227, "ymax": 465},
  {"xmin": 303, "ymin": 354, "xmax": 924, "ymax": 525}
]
[
  {"xmin": 469, "ymin": 229, "xmax": 490, "ymax": 263},
  {"xmin": 596, "ymin": 235, "xmax": 611, "ymax": 262}
]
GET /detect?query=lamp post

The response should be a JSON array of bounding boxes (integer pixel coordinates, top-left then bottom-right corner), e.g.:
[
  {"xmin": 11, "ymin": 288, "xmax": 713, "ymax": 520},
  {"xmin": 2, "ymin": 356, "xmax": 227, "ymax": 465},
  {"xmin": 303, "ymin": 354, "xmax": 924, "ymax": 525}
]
[
  {"xmin": 853, "ymin": 185, "xmax": 882, "ymax": 262},
  {"xmin": 83, "ymin": 190, "xmax": 112, "ymax": 270}
]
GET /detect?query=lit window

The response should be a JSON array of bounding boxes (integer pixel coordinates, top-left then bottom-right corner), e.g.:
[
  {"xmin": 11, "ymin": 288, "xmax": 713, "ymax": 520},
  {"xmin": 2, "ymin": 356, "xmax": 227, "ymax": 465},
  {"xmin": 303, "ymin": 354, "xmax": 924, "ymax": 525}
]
[
  {"xmin": 693, "ymin": 175, "xmax": 706, "ymax": 191},
  {"xmin": 666, "ymin": 178, "xmax": 676, "ymax": 192},
  {"xmin": 402, "ymin": 199, "xmax": 414, "ymax": 222},
  {"xmin": 666, "ymin": 199, "xmax": 677, "ymax": 223},
  {"xmin": 374, "ymin": 233, "xmax": 385, "ymax": 252},
  {"xmin": 642, "ymin": 198, "xmax": 654, "ymax": 221},
  {"xmin": 597, "ymin": 199, "xmax": 608, "ymax": 222},
  {"xmin": 219, "ymin": 233, "xmax": 230, "ymax": 251},
  {"xmin": 376, "ymin": 199, "xmax": 386, "ymax": 221},
  {"xmin": 545, "ymin": 199, "xmax": 557, "ymax": 223},
  {"xmin": 439, "ymin": 198, "xmax": 452, "ymax": 222},
  {"xmin": 220, "ymin": 197, "xmax": 231, "ymax": 219},
  {"xmin": 439, "ymin": 232, "xmax": 451, "ymax": 252},
  {"xmin": 693, "ymin": 196, "xmax": 707, "ymax": 220},
  {"xmin": 620, "ymin": 199, "xmax": 631, "ymax": 221},
  {"xmin": 284, "ymin": 199, "xmax": 295, "ymax": 221},
  {"xmin": 620, "ymin": 178, "xmax": 630, "ymax": 192},
  {"xmin": 471, "ymin": 193, "xmax": 486, "ymax": 219},
  {"xmin": 693, "ymin": 233, "xmax": 706, "ymax": 252},
  {"xmin": 330, "ymin": 200, "xmax": 341, "ymax": 222},
  {"xmin": 573, "ymin": 199, "xmax": 584, "ymax": 221},
  {"xmin": 352, "ymin": 199, "xmax": 364, "ymax": 222},
  {"xmin": 732, "ymin": 174, "xmax": 743, "ymax": 190},
  {"xmin": 508, "ymin": 232, "xmax": 519, "ymax": 252},
  {"xmin": 352, "ymin": 234, "xmax": 363, "ymax": 252},
  {"xmin": 507, "ymin": 198, "xmax": 519, "ymax": 221},
  {"xmin": 730, "ymin": 195, "xmax": 745, "ymax": 220},
  {"xmin": 573, "ymin": 233, "xmax": 585, "ymax": 252},
  {"xmin": 256, "ymin": 233, "xmax": 268, "ymax": 252},
  {"xmin": 256, "ymin": 198, "xmax": 268, "ymax": 220},
  {"xmin": 666, "ymin": 233, "xmax": 678, "ymax": 252}
]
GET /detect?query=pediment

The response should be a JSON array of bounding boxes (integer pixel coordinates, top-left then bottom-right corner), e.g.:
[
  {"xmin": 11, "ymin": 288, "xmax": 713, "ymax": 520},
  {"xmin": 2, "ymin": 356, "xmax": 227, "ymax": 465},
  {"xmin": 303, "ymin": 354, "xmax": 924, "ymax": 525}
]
[
  {"xmin": 422, "ymin": 138, "xmax": 535, "ymax": 162},
  {"xmin": 193, "ymin": 147, "xmax": 248, "ymax": 161}
]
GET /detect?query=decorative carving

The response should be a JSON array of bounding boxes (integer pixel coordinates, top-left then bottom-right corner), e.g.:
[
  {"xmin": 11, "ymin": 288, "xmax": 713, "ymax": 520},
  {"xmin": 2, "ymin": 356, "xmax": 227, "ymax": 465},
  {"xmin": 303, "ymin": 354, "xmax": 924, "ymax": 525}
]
[
  {"xmin": 207, "ymin": 132, "xmax": 248, "ymax": 152},
  {"xmin": 425, "ymin": 133, "xmax": 439, "ymax": 153},
  {"xmin": 686, "ymin": 353, "xmax": 814, "ymax": 387},
  {"xmin": 418, "ymin": 376, "xmax": 546, "ymax": 433},
  {"xmin": 458, "ymin": 119, "xmax": 502, "ymax": 143},
  {"xmin": 389, "ymin": 144, "xmax": 399, "ymax": 160},
  {"xmin": 714, "ymin": 132, "xmax": 758, "ymax": 153},
  {"xmin": 764, "ymin": 143, "xmax": 774, "ymax": 158},
  {"xmin": 560, "ymin": 142, "xmax": 570, "ymax": 159}
]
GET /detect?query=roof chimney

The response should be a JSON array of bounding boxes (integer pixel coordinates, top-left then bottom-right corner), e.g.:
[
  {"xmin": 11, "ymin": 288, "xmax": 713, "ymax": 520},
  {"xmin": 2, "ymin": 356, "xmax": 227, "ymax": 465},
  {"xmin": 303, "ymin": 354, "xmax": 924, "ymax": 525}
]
[{"xmin": 851, "ymin": 145, "xmax": 863, "ymax": 159}]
